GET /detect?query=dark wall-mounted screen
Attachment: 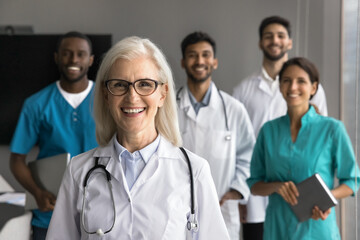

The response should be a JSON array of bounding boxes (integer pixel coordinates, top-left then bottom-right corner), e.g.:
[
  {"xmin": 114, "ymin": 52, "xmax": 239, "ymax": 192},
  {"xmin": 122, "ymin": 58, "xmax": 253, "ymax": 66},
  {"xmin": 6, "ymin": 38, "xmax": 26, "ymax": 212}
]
[{"xmin": 0, "ymin": 34, "xmax": 112, "ymax": 144}]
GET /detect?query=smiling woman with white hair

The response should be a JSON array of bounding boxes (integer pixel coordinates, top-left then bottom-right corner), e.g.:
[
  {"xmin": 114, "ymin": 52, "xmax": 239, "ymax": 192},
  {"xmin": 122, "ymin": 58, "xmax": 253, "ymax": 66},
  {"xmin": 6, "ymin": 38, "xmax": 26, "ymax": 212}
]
[{"xmin": 46, "ymin": 36, "xmax": 229, "ymax": 240}]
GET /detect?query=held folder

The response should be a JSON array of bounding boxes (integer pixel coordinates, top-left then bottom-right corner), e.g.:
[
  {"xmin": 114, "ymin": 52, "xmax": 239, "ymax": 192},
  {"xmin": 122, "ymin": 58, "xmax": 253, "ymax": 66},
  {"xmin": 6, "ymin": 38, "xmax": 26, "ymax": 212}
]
[
  {"xmin": 25, "ymin": 153, "xmax": 70, "ymax": 210},
  {"xmin": 290, "ymin": 173, "xmax": 338, "ymax": 222}
]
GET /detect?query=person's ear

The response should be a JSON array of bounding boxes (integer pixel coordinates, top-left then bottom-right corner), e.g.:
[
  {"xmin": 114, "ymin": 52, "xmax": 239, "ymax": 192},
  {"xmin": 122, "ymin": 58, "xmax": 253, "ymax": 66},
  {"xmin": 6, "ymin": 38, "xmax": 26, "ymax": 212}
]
[
  {"xmin": 158, "ymin": 84, "xmax": 168, "ymax": 108},
  {"xmin": 311, "ymin": 82, "xmax": 318, "ymax": 96},
  {"xmin": 89, "ymin": 55, "xmax": 94, "ymax": 67},
  {"xmin": 288, "ymin": 38, "xmax": 293, "ymax": 51},
  {"xmin": 213, "ymin": 58, "xmax": 218, "ymax": 70}
]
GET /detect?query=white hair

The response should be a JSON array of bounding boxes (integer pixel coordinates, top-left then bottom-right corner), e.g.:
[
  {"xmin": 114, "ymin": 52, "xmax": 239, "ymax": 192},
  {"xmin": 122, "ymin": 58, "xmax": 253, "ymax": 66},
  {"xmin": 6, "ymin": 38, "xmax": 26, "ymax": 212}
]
[{"xmin": 93, "ymin": 36, "xmax": 182, "ymax": 147}]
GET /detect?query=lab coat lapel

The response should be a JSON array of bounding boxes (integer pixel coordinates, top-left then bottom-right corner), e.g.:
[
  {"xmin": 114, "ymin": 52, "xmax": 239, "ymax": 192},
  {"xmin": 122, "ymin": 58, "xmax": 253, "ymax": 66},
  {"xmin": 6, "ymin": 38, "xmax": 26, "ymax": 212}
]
[
  {"xmin": 93, "ymin": 137, "xmax": 126, "ymax": 189},
  {"xmin": 257, "ymin": 76, "xmax": 274, "ymax": 97},
  {"xmin": 129, "ymin": 136, "xmax": 171, "ymax": 193},
  {"xmin": 177, "ymin": 86, "xmax": 197, "ymax": 121},
  {"xmin": 197, "ymin": 82, "xmax": 221, "ymax": 121}
]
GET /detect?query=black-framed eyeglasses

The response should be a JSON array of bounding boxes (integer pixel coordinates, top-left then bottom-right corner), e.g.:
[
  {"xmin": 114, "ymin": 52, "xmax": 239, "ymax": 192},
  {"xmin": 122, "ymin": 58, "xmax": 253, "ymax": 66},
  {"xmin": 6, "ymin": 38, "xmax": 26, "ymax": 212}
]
[{"xmin": 104, "ymin": 79, "xmax": 164, "ymax": 96}]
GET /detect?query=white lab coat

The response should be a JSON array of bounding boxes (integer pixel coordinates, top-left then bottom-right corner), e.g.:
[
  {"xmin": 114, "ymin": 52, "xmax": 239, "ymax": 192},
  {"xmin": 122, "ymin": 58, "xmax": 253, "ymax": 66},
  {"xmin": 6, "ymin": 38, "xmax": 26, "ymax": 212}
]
[
  {"xmin": 177, "ymin": 83, "xmax": 255, "ymax": 240},
  {"xmin": 232, "ymin": 69, "xmax": 328, "ymax": 223},
  {"xmin": 46, "ymin": 135, "xmax": 230, "ymax": 240}
]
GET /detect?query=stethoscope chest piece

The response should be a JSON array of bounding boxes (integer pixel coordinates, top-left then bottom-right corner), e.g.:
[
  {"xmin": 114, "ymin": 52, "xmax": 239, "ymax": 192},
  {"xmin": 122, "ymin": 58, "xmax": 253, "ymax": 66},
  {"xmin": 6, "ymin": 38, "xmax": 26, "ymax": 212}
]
[
  {"xmin": 187, "ymin": 214, "xmax": 199, "ymax": 232},
  {"xmin": 225, "ymin": 135, "xmax": 231, "ymax": 141}
]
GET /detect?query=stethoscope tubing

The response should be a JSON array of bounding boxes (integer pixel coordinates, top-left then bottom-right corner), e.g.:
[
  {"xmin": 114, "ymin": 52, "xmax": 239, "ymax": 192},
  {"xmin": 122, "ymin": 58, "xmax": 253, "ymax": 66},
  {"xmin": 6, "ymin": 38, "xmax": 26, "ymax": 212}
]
[
  {"xmin": 81, "ymin": 149, "xmax": 198, "ymax": 235},
  {"xmin": 81, "ymin": 158, "xmax": 116, "ymax": 235}
]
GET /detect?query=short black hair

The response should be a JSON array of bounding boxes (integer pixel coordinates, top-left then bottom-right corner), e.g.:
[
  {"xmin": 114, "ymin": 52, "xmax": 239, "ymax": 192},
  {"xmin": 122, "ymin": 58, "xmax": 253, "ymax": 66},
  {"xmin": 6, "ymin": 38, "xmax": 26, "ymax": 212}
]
[
  {"xmin": 56, "ymin": 31, "xmax": 93, "ymax": 54},
  {"xmin": 259, "ymin": 16, "xmax": 291, "ymax": 39},
  {"xmin": 181, "ymin": 31, "xmax": 216, "ymax": 58}
]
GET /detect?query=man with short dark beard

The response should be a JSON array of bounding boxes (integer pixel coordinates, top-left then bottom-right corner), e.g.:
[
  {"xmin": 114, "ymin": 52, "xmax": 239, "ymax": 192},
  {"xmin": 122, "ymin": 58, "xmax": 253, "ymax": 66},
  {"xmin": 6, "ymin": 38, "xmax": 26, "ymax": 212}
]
[
  {"xmin": 9, "ymin": 31, "xmax": 98, "ymax": 240},
  {"xmin": 232, "ymin": 16, "xmax": 328, "ymax": 240},
  {"xmin": 177, "ymin": 31, "xmax": 256, "ymax": 240}
]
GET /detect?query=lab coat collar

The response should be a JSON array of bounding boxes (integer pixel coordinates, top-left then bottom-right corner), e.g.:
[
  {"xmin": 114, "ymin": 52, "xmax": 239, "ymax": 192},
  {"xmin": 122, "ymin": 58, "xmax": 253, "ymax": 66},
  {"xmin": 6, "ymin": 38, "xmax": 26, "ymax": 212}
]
[
  {"xmin": 125, "ymin": 135, "xmax": 178, "ymax": 192},
  {"xmin": 256, "ymin": 67, "xmax": 278, "ymax": 97},
  {"xmin": 177, "ymin": 85, "xmax": 197, "ymax": 120},
  {"xmin": 92, "ymin": 135, "xmax": 124, "ymax": 185},
  {"xmin": 91, "ymin": 134, "xmax": 177, "ymax": 192},
  {"xmin": 178, "ymin": 82, "xmax": 220, "ymax": 120},
  {"xmin": 207, "ymin": 82, "xmax": 222, "ymax": 111}
]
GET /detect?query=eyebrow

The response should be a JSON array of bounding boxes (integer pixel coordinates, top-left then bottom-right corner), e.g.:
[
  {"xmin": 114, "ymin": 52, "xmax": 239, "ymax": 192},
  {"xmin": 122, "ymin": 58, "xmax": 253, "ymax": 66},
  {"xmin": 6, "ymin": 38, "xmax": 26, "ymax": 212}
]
[
  {"xmin": 186, "ymin": 49, "xmax": 212, "ymax": 54},
  {"xmin": 61, "ymin": 48, "xmax": 89, "ymax": 53},
  {"xmin": 263, "ymin": 31, "xmax": 287, "ymax": 36}
]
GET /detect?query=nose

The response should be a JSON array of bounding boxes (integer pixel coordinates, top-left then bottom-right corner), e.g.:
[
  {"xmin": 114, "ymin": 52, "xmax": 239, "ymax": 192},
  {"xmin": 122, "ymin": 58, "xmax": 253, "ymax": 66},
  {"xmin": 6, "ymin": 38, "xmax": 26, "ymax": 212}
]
[
  {"xmin": 195, "ymin": 55, "xmax": 204, "ymax": 64},
  {"xmin": 289, "ymin": 80, "xmax": 297, "ymax": 90},
  {"xmin": 70, "ymin": 53, "xmax": 78, "ymax": 63},
  {"xmin": 271, "ymin": 35, "xmax": 280, "ymax": 45},
  {"xmin": 125, "ymin": 84, "xmax": 139, "ymax": 98}
]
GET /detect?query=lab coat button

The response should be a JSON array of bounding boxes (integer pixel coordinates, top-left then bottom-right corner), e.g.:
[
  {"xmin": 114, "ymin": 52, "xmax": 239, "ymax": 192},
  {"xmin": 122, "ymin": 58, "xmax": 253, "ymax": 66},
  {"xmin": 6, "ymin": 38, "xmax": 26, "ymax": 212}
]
[{"xmin": 128, "ymin": 198, "xmax": 131, "ymax": 202}]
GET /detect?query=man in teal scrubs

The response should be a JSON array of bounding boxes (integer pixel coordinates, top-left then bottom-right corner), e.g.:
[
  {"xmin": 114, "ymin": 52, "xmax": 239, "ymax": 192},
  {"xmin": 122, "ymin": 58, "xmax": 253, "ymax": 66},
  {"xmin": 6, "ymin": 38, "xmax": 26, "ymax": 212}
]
[{"xmin": 9, "ymin": 31, "xmax": 98, "ymax": 240}]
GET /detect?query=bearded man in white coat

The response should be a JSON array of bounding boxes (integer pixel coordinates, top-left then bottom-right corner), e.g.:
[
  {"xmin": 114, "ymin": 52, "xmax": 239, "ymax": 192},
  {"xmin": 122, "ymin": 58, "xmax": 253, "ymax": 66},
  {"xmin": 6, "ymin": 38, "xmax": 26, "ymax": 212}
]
[
  {"xmin": 232, "ymin": 16, "xmax": 328, "ymax": 240},
  {"xmin": 177, "ymin": 31, "xmax": 256, "ymax": 240}
]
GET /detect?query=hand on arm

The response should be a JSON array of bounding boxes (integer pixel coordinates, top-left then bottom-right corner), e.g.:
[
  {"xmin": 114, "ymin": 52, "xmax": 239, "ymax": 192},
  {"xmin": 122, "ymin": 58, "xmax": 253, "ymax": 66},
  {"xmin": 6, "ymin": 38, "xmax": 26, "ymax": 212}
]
[{"xmin": 10, "ymin": 153, "xmax": 56, "ymax": 211}]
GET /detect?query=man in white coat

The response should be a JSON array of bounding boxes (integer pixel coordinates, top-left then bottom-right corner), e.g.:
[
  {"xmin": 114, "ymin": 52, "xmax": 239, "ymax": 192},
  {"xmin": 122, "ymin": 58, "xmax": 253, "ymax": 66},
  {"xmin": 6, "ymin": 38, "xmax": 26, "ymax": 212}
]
[
  {"xmin": 177, "ymin": 31, "xmax": 256, "ymax": 240},
  {"xmin": 232, "ymin": 16, "xmax": 328, "ymax": 240}
]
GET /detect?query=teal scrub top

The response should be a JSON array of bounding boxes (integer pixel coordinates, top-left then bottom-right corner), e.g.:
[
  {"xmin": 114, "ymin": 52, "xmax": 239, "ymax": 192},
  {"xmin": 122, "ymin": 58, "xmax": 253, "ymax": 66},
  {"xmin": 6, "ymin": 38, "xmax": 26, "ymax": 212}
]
[
  {"xmin": 10, "ymin": 82, "xmax": 98, "ymax": 228},
  {"xmin": 247, "ymin": 106, "xmax": 360, "ymax": 240}
]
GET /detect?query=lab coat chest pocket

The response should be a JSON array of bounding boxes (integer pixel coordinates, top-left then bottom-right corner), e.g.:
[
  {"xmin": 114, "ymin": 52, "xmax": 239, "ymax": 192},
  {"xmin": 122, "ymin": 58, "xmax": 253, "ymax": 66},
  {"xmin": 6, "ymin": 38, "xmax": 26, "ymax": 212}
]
[
  {"xmin": 208, "ymin": 129, "xmax": 234, "ymax": 159},
  {"xmin": 198, "ymin": 128, "xmax": 236, "ymax": 198},
  {"xmin": 161, "ymin": 184, "xmax": 190, "ymax": 240},
  {"xmin": 81, "ymin": 170, "xmax": 115, "ymax": 239}
]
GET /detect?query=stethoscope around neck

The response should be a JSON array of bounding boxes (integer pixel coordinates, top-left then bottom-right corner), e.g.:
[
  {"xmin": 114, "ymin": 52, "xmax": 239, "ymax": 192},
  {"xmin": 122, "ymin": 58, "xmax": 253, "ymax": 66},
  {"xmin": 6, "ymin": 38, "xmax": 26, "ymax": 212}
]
[
  {"xmin": 81, "ymin": 157, "xmax": 116, "ymax": 236},
  {"xmin": 176, "ymin": 86, "xmax": 231, "ymax": 141},
  {"xmin": 81, "ymin": 148, "xmax": 198, "ymax": 237}
]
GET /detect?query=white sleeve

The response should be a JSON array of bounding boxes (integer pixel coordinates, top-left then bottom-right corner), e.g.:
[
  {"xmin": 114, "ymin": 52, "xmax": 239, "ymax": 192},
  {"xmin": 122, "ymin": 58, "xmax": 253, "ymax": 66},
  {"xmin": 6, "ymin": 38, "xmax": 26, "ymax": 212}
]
[
  {"xmin": 231, "ymin": 103, "xmax": 255, "ymax": 204},
  {"xmin": 310, "ymin": 83, "xmax": 328, "ymax": 116},
  {"xmin": 46, "ymin": 160, "xmax": 81, "ymax": 240},
  {"xmin": 232, "ymin": 82, "xmax": 245, "ymax": 103},
  {"xmin": 192, "ymin": 162, "xmax": 230, "ymax": 240}
]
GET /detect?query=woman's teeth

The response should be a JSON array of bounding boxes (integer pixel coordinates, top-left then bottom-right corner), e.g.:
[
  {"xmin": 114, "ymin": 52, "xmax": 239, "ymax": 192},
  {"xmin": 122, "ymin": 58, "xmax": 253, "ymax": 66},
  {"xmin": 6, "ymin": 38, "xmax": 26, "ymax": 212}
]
[{"xmin": 122, "ymin": 108, "xmax": 145, "ymax": 113}]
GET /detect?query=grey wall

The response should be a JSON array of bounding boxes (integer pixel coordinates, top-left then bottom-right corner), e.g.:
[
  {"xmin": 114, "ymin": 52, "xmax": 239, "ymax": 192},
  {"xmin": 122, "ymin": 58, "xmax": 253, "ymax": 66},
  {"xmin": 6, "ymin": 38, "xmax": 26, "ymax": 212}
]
[{"xmin": 0, "ymin": 0, "xmax": 341, "ymax": 188}]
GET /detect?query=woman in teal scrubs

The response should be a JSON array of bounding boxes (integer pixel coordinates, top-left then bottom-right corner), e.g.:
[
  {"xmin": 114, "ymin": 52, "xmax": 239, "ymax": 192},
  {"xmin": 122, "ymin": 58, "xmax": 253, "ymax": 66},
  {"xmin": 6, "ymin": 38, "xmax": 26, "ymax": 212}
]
[{"xmin": 247, "ymin": 57, "xmax": 360, "ymax": 239}]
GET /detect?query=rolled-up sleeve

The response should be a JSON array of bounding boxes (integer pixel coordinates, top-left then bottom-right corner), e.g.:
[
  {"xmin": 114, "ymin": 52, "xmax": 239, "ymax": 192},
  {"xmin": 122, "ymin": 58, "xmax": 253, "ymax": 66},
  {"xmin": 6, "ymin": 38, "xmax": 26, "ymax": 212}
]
[{"xmin": 334, "ymin": 122, "xmax": 360, "ymax": 195}]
